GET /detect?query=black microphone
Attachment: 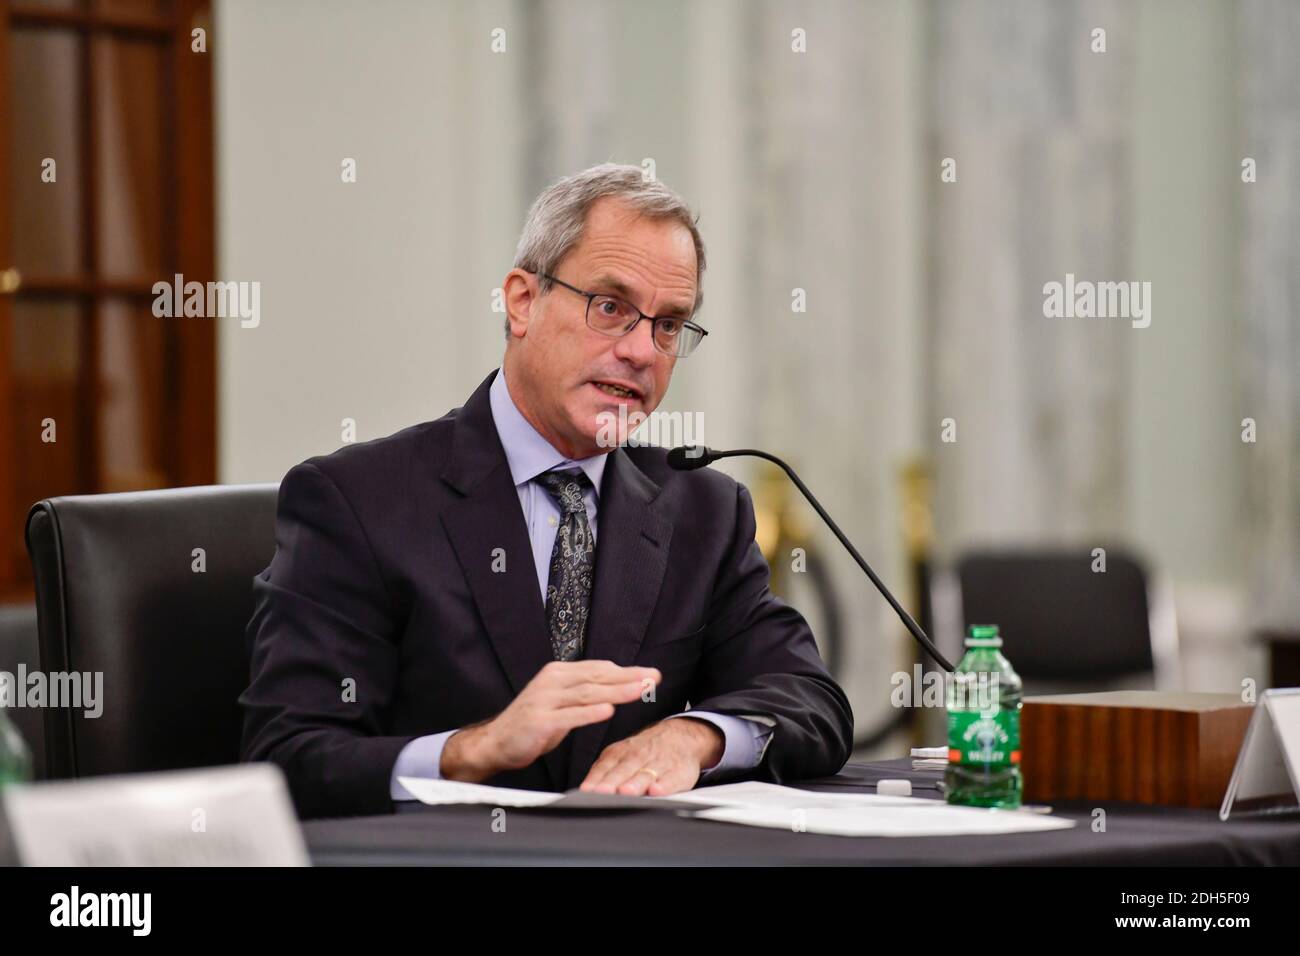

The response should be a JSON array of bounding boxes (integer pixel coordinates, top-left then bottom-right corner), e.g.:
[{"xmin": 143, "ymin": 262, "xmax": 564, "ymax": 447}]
[
  {"xmin": 665, "ymin": 445, "xmax": 722, "ymax": 471},
  {"xmin": 667, "ymin": 445, "xmax": 955, "ymax": 673}
]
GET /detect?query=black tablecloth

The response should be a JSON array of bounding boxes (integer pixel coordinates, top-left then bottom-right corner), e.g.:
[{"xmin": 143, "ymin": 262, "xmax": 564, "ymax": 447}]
[{"xmin": 303, "ymin": 760, "xmax": 1300, "ymax": 866}]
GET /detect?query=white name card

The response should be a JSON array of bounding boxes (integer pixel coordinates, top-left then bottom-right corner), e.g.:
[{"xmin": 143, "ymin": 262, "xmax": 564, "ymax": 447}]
[
  {"xmin": 2, "ymin": 763, "xmax": 309, "ymax": 866},
  {"xmin": 1220, "ymin": 687, "xmax": 1300, "ymax": 820}
]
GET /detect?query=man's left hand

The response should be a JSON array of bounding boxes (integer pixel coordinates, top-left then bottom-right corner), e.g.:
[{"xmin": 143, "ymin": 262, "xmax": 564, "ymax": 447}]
[{"xmin": 579, "ymin": 718, "xmax": 724, "ymax": 796}]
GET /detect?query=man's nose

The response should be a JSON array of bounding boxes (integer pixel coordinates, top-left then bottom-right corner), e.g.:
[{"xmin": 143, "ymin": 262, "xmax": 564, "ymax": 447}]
[{"xmin": 611, "ymin": 317, "xmax": 658, "ymax": 367}]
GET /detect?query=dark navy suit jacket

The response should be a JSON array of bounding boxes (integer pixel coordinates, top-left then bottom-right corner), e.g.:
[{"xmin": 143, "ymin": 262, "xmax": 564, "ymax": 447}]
[{"xmin": 240, "ymin": 370, "xmax": 854, "ymax": 818}]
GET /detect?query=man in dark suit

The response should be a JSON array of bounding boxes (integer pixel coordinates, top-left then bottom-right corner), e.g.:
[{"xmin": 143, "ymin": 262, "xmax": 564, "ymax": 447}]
[{"xmin": 240, "ymin": 164, "xmax": 853, "ymax": 819}]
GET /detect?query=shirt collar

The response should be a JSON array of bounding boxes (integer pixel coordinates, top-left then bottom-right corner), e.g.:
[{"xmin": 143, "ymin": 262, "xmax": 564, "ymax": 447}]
[{"xmin": 489, "ymin": 367, "xmax": 607, "ymax": 496}]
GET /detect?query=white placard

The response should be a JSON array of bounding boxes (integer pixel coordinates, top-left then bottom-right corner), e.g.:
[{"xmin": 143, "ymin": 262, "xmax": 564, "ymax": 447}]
[
  {"xmin": 1220, "ymin": 688, "xmax": 1300, "ymax": 820},
  {"xmin": 2, "ymin": 763, "xmax": 309, "ymax": 866}
]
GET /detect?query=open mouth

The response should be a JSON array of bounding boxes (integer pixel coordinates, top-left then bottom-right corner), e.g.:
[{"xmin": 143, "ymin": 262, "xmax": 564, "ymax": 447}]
[{"xmin": 590, "ymin": 381, "xmax": 642, "ymax": 401}]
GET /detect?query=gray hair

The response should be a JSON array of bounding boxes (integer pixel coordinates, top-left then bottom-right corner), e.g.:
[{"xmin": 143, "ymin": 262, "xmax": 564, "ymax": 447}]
[{"xmin": 508, "ymin": 163, "xmax": 706, "ymax": 337}]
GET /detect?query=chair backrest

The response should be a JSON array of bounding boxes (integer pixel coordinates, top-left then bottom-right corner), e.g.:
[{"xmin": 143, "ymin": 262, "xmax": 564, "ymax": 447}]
[
  {"xmin": 956, "ymin": 548, "xmax": 1154, "ymax": 682},
  {"xmin": 24, "ymin": 484, "xmax": 279, "ymax": 779}
]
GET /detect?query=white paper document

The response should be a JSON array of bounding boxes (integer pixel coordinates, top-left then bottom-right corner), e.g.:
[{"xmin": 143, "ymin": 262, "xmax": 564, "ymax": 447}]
[
  {"xmin": 666, "ymin": 781, "xmax": 1074, "ymax": 835},
  {"xmin": 662, "ymin": 780, "xmax": 931, "ymax": 809},
  {"xmin": 396, "ymin": 776, "xmax": 704, "ymax": 810},
  {"xmin": 395, "ymin": 777, "xmax": 913, "ymax": 810},
  {"xmin": 694, "ymin": 803, "xmax": 1075, "ymax": 837},
  {"xmin": 397, "ymin": 777, "xmax": 562, "ymax": 807},
  {"xmin": 395, "ymin": 776, "xmax": 1076, "ymax": 837}
]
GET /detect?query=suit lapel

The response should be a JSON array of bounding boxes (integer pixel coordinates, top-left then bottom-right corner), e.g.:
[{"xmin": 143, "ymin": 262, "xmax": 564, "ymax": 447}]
[
  {"xmin": 565, "ymin": 448, "xmax": 673, "ymax": 788},
  {"xmin": 439, "ymin": 371, "xmax": 563, "ymax": 788},
  {"xmin": 436, "ymin": 371, "xmax": 674, "ymax": 791}
]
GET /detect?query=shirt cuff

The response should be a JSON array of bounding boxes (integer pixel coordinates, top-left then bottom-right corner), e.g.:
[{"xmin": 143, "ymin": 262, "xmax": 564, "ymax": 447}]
[
  {"xmin": 389, "ymin": 730, "xmax": 459, "ymax": 800},
  {"xmin": 667, "ymin": 711, "xmax": 772, "ymax": 779}
]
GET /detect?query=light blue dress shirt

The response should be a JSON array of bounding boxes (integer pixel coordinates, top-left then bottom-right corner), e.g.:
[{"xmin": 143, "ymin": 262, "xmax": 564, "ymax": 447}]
[{"xmin": 390, "ymin": 368, "xmax": 773, "ymax": 799}]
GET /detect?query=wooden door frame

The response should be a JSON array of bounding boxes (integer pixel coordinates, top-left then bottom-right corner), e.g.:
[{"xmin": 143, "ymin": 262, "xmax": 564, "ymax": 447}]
[{"xmin": 0, "ymin": 0, "xmax": 215, "ymax": 599}]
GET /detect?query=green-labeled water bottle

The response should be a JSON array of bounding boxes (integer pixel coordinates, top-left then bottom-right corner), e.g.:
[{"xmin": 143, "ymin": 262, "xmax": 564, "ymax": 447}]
[
  {"xmin": 945, "ymin": 624, "xmax": 1022, "ymax": 808},
  {"xmin": 0, "ymin": 705, "xmax": 32, "ymax": 788}
]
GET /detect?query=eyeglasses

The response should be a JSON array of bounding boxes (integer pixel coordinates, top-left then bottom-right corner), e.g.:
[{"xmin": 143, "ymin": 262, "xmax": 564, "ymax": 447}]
[{"xmin": 538, "ymin": 272, "xmax": 708, "ymax": 358}]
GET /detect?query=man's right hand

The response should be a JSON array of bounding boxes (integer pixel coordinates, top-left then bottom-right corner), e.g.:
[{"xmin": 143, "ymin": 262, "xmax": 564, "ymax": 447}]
[{"xmin": 438, "ymin": 661, "xmax": 661, "ymax": 783}]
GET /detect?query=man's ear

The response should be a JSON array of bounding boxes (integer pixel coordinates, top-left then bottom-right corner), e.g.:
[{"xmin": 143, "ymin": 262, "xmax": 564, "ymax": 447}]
[{"xmin": 502, "ymin": 269, "xmax": 537, "ymax": 340}]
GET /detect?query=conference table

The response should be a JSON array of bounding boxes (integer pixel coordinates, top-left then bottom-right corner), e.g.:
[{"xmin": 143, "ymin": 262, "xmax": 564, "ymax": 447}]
[{"xmin": 303, "ymin": 759, "xmax": 1300, "ymax": 866}]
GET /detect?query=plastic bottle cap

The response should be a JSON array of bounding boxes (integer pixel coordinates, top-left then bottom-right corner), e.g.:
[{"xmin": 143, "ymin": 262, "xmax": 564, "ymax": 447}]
[{"xmin": 877, "ymin": 779, "xmax": 913, "ymax": 797}]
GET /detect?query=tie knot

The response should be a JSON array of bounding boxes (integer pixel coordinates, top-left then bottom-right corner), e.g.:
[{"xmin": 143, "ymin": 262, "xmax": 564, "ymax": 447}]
[{"xmin": 537, "ymin": 469, "xmax": 592, "ymax": 515}]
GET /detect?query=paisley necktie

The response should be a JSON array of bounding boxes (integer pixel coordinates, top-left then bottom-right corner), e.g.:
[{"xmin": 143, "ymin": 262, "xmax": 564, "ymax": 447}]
[{"xmin": 536, "ymin": 469, "xmax": 595, "ymax": 661}]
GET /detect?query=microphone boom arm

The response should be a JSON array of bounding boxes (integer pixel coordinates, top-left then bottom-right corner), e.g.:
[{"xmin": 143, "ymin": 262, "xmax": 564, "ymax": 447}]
[{"xmin": 709, "ymin": 448, "xmax": 955, "ymax": 673}]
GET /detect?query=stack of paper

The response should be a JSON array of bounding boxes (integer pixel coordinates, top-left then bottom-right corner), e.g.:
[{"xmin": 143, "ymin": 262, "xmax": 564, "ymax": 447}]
[
  {"xmin": 910, "ymin": 746, "xmax": 949, "ymax": 770},
  {"xmin": 395, "ymin": 777, "xmax": 1075, "ymax": 838}
]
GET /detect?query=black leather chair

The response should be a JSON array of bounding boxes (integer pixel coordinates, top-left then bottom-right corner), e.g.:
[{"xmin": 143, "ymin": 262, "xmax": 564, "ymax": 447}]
[
  {"xmin": 24, "ymin": 484, "xmax": 279, "ymax": 779},
  {"xmin": 953, "ymin": 547, "xmax": 1178, "ymax": 689}
]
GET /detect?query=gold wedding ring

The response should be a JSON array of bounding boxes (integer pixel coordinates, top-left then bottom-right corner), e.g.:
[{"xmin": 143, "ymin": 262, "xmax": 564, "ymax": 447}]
[{"xmin": 637, "ymin": 767, "xmax": 660, "ymax": 781}]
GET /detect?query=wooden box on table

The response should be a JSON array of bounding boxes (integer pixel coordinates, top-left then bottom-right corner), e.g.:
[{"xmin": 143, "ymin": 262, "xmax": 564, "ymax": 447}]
[{"xmin": 1020, "ymin": 691, "xmax": 1253, "ymax": 809}]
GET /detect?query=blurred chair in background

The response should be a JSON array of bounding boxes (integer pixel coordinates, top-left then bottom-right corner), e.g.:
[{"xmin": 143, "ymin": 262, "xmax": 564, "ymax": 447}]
[{"xmin": 940, "ymin": 548, "xmax": 1180, "ymax": 694}]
